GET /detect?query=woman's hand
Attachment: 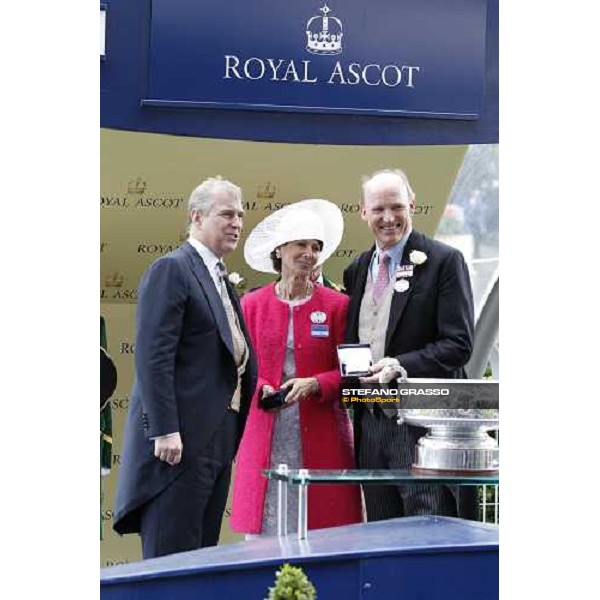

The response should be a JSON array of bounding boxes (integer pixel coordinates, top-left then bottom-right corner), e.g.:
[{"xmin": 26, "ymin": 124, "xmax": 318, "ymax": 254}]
[
  {"xmin": 279, "ymin": 377, "xmax": 320, "ymax": 406},
  {"xmin": 261, "ymin": 384, "xmax": 276, "ymax": 398}
]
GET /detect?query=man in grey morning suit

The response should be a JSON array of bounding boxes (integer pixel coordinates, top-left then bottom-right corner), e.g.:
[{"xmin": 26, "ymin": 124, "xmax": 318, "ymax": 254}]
[
  {"xmin": 343, "ymin": 169, "xmax": 475, "ymax": 521},
  {"xmin": 113, "ymin": 177, "xmax": 258, "ymax": 558}
]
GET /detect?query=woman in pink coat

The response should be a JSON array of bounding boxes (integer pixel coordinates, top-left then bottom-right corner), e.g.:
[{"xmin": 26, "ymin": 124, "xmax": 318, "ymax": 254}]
[{"xmin": 231, "ymin": 200, "xmax": 362, "ymax": 535}]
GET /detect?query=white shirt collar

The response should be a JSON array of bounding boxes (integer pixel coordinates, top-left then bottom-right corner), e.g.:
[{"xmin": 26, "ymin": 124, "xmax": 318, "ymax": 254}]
[
  {"xmin": 370, "ymin": 226, "xmax": 413, "ymax": 280},
  {"xmin": 187, "ymin": 236, "xmax": 223, "ymax": 290},
  {"xmin": 188, "ymin": 236, "xmax": 221, "ymax": 266}
]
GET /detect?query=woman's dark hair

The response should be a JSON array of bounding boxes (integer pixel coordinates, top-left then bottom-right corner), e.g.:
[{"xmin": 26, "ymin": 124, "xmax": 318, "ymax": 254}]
[
  {"xmin": 270, "ymin": 240, "xmax": 324, "ymax": 273},
  {"xmin": 270, "ymin": 249, "xmax": 282, "ymax": 273}
]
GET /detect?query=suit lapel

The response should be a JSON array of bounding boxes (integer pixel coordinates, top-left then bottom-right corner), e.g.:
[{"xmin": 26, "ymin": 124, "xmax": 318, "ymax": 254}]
[
  {"xmin": 385, "ymin": 231, "xmax": 425, "ymax": 351},
  {"xmin": 347, "ymin": 247, "xmax": 375, "ymax": 341},
  {"xmin": 182, "ymin": 243, "xmax": 234, "ymax": 358}
]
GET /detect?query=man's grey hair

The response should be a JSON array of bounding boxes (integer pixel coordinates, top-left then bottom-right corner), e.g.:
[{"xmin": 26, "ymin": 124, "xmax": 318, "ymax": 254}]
[
  {"xmin": 188, "ymin": 176, "xmax": 243, "ymax": 221},
  {"xmin": 361, "ymin": 169, "xmax": 415, "ymax": 204}
]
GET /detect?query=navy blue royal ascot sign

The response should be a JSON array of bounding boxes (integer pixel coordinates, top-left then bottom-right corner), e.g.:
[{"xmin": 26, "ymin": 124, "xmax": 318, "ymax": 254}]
[{"xmin": 145, "ymin": 0, "xmax": 487, "ymax": 120}]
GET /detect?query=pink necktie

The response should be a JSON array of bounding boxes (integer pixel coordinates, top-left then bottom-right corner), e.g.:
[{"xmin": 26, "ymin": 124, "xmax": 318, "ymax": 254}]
[{"xmin": 372, "ymin": 251, "xmax": 391, "ymax": 304}]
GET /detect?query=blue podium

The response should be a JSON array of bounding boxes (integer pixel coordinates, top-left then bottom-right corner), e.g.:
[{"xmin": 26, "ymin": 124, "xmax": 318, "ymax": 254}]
[{"xmin": 101, "ymin": 516, "xmax": 498, "ymax": 599}]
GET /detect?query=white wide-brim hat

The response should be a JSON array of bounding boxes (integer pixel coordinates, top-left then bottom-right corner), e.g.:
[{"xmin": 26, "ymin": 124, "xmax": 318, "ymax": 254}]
[{"xmin": 244, "ymin": 199, "xmax": 344, "ymax": 274}]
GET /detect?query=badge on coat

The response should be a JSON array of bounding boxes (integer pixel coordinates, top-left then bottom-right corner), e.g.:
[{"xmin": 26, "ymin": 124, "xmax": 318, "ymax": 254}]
[
  {"xmin": 311, "ymin": 324, "xmax": 330, "ymax": 337},
  {"xmin": 394, "ymin": 279, "xmax": 410, "ymax": 293},
  {"xmin": 396, "ymin": 265, "xmax": 414, "ymax": 278},
  {"xmin": 310, "ymin": 311, "xmax": 327, "ymax": 324}
]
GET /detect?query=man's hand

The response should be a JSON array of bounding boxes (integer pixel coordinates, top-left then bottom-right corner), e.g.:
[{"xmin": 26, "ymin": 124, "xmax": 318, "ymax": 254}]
[
  {"xmin": 154, "ymin": 432, "xmax": 183, "ymax": 466},
  {"xmin": 279, "ymin": 377, "xmax": 319, "ymax": 406},
  {"xmin": 359, "ymin": 358, "xmax": 407, "ymax": 384}
]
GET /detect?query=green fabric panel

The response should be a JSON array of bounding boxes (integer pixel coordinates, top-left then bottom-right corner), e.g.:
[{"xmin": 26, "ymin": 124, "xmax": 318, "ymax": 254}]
[
  {"xmin": 100, "ymin": 316, "xmax": 107, "ymax": 351},
  {"xmin": 100, "ymin": 406, "xmax": 113, "ymax": 470},
  {"xmin": 100, "ymin": 316, "xmax": 112, "ymax": 539}
]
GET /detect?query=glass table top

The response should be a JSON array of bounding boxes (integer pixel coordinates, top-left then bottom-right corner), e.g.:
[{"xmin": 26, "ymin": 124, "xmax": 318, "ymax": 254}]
[{"xmin": 263, "ymin": 468, "xmax": 498, "ymax": 486}]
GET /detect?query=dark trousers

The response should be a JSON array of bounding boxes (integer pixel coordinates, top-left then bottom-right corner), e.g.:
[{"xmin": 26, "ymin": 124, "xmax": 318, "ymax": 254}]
[
  {"xmin": 359, "ymin": 407, "xmax": 464, "ymax": 521},
  {"xmin": 139, "ymin": 411, "xmax": 238, "ymax": 559}
]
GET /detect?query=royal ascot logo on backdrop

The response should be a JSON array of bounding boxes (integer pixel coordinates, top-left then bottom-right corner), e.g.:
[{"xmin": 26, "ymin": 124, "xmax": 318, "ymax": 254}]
[
  {"xmin": 105, "ymin": 272, "xmax": 124, "ymax": 288},
  {"xmin": 137, "ymin": 242, "xmax": 180, "ymax": 255},
  {"xmin": 332, "ymin": 248, "xmax": 357, "ymax": 259},
  {"xmin": 100, "ymin": 179, "xmax": 186, "ymax": 209},
  {"xmin": 101, "ymin": 196, "xmax": 186, "ymax": 209},
  {"xmin": 127, "ymin": 177, "xmax": 147, "ymax": 195},
  {"xmin": 101, "ymin": 272, "xmax": 139, "ymax": 300},
  {"xmin": 223, "ymin": 2, "xmax": 420, "ymax": 89},
  {"xmin": 306, "ymin": 3, "xmax": 343, "ymax": 56},
  {"xmin": 146, "ymin": 0, "xmax": 486, "ymax": 118},
  {"xmin": 120, "ymin": 341, "xmax": 135, "ymax": 354},
  {"xmin": 105, "ymin": 559, "xmax": 130, "ymax": 567},
  {"xmin": 257, "ymin": 182, "xmax": 276, "ymax": 199},
  {"xmin": 110, "ymin": 396, "xmax": 130, "ymax": 411},
  {"xmin": 337, "ymin": 202, "xmax": 433, "ymax": 215}
]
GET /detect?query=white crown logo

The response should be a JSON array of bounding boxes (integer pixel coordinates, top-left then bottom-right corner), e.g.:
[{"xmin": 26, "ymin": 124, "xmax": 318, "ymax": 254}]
[{"xmin": 306, "ymin": 3, "xmax": 343, "ymax": 55}]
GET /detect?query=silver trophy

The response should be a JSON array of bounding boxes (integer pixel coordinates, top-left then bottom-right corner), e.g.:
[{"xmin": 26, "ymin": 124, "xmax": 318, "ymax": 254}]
[{"xmin": 400, "ymin": 379, "xmax": 499, "ymax": 474}]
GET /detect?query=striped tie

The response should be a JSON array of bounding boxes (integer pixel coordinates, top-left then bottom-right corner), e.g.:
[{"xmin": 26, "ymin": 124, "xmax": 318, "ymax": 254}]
[
  {"xmin": 216, "ymin": 261, "xmax": 248, "ymax": 412},
  {"xmin": 215, "ymin": 262, "xmax": 245, "ymax": 358},
  {"xmin": 372, "ymin": 251, "xmax": 391, "ymax": 304}
]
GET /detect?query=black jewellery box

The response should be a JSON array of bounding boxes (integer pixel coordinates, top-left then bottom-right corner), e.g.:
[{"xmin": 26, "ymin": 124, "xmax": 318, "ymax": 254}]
[{"xmin": 259, "ymin": 387, "xmax": 291, "ymax": 411}]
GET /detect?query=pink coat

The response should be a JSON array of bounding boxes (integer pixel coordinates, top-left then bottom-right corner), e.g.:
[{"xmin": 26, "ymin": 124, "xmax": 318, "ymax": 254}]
[{"xmin": 230, "ymin": 284, "xmax": 362, "ymax": 533}]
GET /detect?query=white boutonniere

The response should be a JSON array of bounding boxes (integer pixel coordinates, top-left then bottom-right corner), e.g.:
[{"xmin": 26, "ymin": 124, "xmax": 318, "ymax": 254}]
[
  {"xmin": 409, "ymin": 250, "xmax": 428, "ymax": 266},
  {"xmin": 228, "ymin": 272, "xmax": 244, "ymax": 287}
]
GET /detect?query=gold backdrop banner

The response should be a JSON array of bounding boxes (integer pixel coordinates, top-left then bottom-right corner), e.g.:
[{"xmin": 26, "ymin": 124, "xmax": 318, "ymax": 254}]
[
  {"xmin": 101, "ymin": 129, "xmax": 466, "ymax": 300},
  {"xmin": 100, "ymin": 129, "xmax": 467, "ymax": 566}
]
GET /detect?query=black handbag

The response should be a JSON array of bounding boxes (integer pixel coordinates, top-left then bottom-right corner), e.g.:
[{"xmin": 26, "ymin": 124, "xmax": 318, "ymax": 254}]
[{"xmin": 259, "ymin": 387, "xmax": 291, "ymax": 411}]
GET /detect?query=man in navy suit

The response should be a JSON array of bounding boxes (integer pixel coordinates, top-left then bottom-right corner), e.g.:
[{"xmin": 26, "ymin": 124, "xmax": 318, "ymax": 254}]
[
  {"xmin": 343, "ymin": 169, "xmax": 475, "ymax": 521},
  {"xmin": 113, "ymin": 176, "xmax": 258, "ymax": 558}
]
